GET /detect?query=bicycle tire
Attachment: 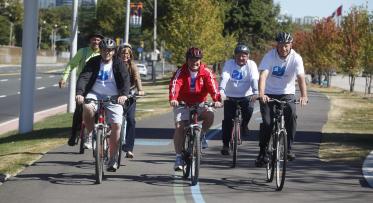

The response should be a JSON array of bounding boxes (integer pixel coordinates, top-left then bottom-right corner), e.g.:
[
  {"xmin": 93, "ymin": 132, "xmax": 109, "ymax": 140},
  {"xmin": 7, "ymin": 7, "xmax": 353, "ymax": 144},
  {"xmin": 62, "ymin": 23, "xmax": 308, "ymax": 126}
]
[
  {"xmin": 275, "ymin": 130, "xmax": 287, "ymax": 191},
  {"xmin": 266, "ymin": 134, "xmax": 274, "ymax": 182},
  {"xmin": 78, "ymin": 124, "xmax": 85, "ymax": 154},
  {"xmin": 95, "ymin": 128, "xmax": 104, "ymax": 184},
  {"xmin": 183, "ymin": 130, "xmax": 191, "ymax": 179},
  {"xmin": 118, "ymin": 119, "xmax": 126, "ymax": 169},
  {"xmin": 190, "ymin": 127, "xmax": 201, "ymax": 186},
  {"xmin": 232, "ymin": 120, "xmax": 239, "ymax": 168}
]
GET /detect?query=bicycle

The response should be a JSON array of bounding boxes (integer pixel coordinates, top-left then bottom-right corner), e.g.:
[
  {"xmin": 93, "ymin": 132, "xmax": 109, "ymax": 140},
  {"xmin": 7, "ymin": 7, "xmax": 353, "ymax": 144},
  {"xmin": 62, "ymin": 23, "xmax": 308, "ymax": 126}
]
[
  {"xmin": 179, "ymin": 101, "xmax": 215, "ymax": 186},
  {"xmin": 85, "ymin": 96, "xmax": 122, "ymax": 184},
  {"xmin": 227, "ymin": 97, "xmax": 244, "ymax": 168},
  {"xmin": 264, "ymin": 98, "xmax": 299, "ymax": 191}
]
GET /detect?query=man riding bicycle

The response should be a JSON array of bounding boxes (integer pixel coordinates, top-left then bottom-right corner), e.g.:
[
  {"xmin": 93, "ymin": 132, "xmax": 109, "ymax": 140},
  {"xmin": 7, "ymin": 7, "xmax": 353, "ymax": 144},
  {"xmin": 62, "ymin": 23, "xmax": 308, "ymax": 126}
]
[
  {"xmin": 256, "ymin": 32, "xmax": 308, "ymax": 166},
  {"xmin": 219, "ymin": 43, "xmax": 259, "ymax": 155},
  {"xmin": 169, "ymin": 47, "xmax": 223, "ymax": 171},
  {"xmin": 75, "ymin": 38, "xmax": 130, "ymax": 171}
]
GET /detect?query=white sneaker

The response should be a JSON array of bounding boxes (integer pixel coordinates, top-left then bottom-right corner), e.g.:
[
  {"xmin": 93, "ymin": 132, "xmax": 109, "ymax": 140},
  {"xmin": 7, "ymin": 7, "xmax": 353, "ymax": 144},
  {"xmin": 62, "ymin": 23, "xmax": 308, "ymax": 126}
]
[
  {"xmin": 83, "ymin": 134, "xmax": 92, "ymax": 149},
  {"xmin": 174, "ymin": 156, "xmax": 184, "ymax": 171},
  {"xmin": 202, "ymin": 135, "xmax": 208, "ymax": 149},
  {"xmin": 107, "ymin": 158, "xmax": 118, "ymax": 172}
]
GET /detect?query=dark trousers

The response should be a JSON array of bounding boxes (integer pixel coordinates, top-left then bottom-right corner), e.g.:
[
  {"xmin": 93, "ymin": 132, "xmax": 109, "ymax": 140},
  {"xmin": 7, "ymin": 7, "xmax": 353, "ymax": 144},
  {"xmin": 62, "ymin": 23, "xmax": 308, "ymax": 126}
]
[
  {"xmin": 71, "ymin": 104, "xmax": 83, "ymax": 139},
  {"xmin": 222, "ymin": 97, "xmax": 254, "ymax": 147},
  {"xmin": 259, "ymin": 94, "xmax": 297, "ymax": 151},
  {"xmin": 123, "ymin": 99, "xmax": 136, "ymax": 152}
]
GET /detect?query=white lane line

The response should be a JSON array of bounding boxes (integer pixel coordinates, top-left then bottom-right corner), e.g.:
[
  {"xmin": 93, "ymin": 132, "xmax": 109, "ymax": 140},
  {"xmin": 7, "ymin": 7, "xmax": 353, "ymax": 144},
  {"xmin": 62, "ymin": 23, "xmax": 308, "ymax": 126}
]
[
  {"xmin": 191, "ymin": 183, "xmax": 206, "ymax": 203},
  {"xmin": 53, "ymin": 84, "xmax": 59, "ymax": 87},
  {"xmin": 363, "ymin": 151, "xmax": 373, "ymax": 188},
  {"xmin": 173, "ymin": 172, "xmax": 187, "ymax": 203},
  {"xmin": 0, "ymin": 95, "xmax": 6, "ymax": 98},
  {"xmin": 36, "ymin": 76, "xmax": 42, "ymax": 80},
  {"xmin": 37, "ymin": 87, "xmax": 45, "ymax": 90},
  {"xmin": 0, "ymin": 79, "xmax": 9, "ymax": 82},
  {"xmin": 49, "ymin": 75, "xmax": 55, "ymax": 78}
]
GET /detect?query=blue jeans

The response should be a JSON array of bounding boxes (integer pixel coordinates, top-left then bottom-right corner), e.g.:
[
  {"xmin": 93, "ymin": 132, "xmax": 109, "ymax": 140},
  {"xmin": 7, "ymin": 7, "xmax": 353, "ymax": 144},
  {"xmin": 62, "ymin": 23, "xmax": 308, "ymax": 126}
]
[{"xmin": 123, "ymin": 98, "xmax": 136, "ymax": 152}]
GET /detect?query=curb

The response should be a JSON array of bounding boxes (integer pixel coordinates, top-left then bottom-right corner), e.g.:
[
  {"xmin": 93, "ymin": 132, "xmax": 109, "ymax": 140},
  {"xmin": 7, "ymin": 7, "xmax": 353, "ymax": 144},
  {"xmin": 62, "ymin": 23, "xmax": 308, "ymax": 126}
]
[{"xmin": 362, "ymin": 151, "xmax": 373, "ymax": 188}]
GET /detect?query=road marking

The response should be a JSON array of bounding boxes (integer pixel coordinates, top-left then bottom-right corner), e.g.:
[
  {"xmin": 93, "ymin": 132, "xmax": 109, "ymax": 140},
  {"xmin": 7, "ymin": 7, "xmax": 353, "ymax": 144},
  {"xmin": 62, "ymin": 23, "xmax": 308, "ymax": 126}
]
[
  {"xmin": 36, "ymin": 76, "xmax": 42, "ymax": 80},
  {"xmin": 49, "ymin": 75, "xmax": 55, "ymax": 78},
  {"xmin": 173, "ymin": 173, "xmax": 187, "ymax": 203},
  {"xmin": 37, "ymin": 87, "xmax": 45, "ymax": 90},
  {"xmin": 363, "ymin": 151, "xmax": 373, "ymax": 188},
  {"xmin": 17, "ymin": 91, "xmax": 20, "ymax": 94},
  {"xmin": 191, "ymin": 183, "xmax": 206, "ymax": 203},
  {"xmin": 135, "ymin": 139, "xmax": 170, "ymax": 146},
  {"xmin": 0, "ymin": 95, "xmax": 6, "ymax": 98},
  {"xmin": 137, "ymin": 109, "xmax": 154, "ymax": 112},
  {"xmin": 0, "ymin": 79, "xmax": 9, "ymax": 82},
  {"xmin": 53, "ymin": 84, "xmax": 59, "ymax": 87}
]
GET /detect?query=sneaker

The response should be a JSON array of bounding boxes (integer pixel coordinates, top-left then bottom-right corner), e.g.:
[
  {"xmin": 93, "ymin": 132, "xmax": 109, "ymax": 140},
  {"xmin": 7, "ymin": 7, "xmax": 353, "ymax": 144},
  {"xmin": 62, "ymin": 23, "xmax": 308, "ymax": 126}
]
[
  {"xmin": 107, "ymin": 158, "xmax": 118, "ymax": 172},
  {"xmin": 67, "ymin": 136, "xmax": 76, "ymax": 146},
  {"xmin": 174, "ymin": 156, "xmax": 184, "ymax": 171},
  {"xmin": 83, "ymin": 134, "xmax": 92, "ymax": 149},
  {"xmin": 287, "ymin": 151, "xmax": 296, "ymax": 161},
  {"xmin": 126, "ymin": 151, "xmax": 134, "ymax": 158},
  {"xmin": 220, "ymin": 146, "xmax": 230, "ymax": 155},
  {"xmin": 201, "ymin": 135, "xmax": 208, "ymax": 149},
  {"xmin": 255, "ymin": 149, "xmax": 268, "ymax": 167}
]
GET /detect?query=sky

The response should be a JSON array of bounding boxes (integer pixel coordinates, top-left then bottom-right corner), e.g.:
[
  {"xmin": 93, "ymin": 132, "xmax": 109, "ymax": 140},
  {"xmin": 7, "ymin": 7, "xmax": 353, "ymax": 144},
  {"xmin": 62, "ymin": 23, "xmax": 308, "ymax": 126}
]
[{"xmin": 273, "ymin": 0, "xmax": 372, "ymax": 18}]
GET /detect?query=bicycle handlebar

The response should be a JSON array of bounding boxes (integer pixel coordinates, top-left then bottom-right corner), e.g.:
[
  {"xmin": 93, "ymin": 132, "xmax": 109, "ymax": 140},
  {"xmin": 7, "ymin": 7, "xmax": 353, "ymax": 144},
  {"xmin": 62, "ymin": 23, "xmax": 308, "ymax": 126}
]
[{"xmin": 178, "ymin": 101, "xmax": 215, "ymax": 108}]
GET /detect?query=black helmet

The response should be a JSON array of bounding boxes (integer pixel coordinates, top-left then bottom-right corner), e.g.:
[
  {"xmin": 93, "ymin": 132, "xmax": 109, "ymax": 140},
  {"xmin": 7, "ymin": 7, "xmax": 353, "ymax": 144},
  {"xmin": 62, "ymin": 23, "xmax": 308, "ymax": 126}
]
[
  {"xmin": 234, "ymin": 43, "xmax": 250, "ymax": 54},
  {"xmin": 88, "ymin": 33, "xmax": 104, "ymax": 40},
  {"xmin": 186, "ymin": 47, "xmax": 203, "ymax": 59},
  {"xmin": 99, "ymin": 38, "xmax": 116, "ymax": 49},
  {"xmin": 275, "ymin": 32, "xmax": 293, "ymax": 43}
]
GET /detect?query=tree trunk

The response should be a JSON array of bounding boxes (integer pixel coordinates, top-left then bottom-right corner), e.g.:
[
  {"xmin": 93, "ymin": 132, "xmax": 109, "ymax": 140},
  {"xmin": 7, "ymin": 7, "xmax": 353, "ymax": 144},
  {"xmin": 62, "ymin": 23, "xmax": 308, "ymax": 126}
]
[
  {"xmin": 349, "ymin": 74, "xmax": 355, "ymax": 92},
  {"xmin": 328, "ymin": 72, "xmax": 332, "ymax": 87},
  {"xmin": 368, "ymin": 74, "xmax": 372, "ymax": 94},
  {"xmin": 318, "ymin": 71, "xmax": 322, "ymax": 86}
]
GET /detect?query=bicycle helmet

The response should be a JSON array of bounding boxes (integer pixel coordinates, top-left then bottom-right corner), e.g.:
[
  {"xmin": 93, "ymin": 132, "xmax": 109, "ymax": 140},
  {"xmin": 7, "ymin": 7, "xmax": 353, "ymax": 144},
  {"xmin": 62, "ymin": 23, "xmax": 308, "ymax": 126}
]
[
  {"xmin": 119, "ymin": 42, "xmax": 132, "ymax": 50},
  {"xmin": 186, "ymin": 47, "xmax": 203, "ymax": 59},
  {"xmin": 99, "ymin": 38, "xmax": 116, "ymax": 49},
  {"xmin": 275, "ymin": 32, "xmax": 293, "ymax": 43},
  {"xmin": 234, "ymin": 43, "xmax": 250, "ymax": 54}
]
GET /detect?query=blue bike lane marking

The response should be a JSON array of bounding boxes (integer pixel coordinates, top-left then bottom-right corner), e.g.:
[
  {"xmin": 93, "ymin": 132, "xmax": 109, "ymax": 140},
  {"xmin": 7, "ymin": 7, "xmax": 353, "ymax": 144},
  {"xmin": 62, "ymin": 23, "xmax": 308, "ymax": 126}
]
[{"xmin": 363, "ymin": 151, "xmax": 373, "ymax": 188}]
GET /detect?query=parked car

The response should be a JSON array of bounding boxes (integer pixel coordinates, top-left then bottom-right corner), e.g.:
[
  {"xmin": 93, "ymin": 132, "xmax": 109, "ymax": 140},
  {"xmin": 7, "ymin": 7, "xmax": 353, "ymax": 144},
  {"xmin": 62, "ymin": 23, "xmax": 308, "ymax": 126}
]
[{"xmin": 136, "ymin": 63, "xmax": 148, "ymax": 77}]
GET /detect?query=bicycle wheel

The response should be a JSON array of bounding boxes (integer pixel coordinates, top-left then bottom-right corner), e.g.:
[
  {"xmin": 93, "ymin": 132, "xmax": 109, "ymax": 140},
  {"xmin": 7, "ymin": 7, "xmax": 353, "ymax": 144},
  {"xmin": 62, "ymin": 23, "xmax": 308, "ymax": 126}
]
[
  {"xmin": 275, "ymin": 130, "xmax": 287, "ymax": 190},
  {"xmin": 117, "ymin": 119, "xmax": 126, "ymax": 169},
  {"xmin": 190, "ymin": 127, "xmax": 201, "ymax": 186},
  {"xmin": 94, "ymin": 128, "xmax": 104, "ymax": 184},
  {"xmin": 78, "ymin": 124, "xmax": 86, "ymax": 154},
  {"xmin": 183, "ymin": 130, "xmax": 191, "ymax": 179},
  {"xmin": 232, "ymin": 120, "xmax": 239, "ymax": 168},
  {"xmin": 266, "ymin": 134, "xmax": 274, "ymax": 182}
]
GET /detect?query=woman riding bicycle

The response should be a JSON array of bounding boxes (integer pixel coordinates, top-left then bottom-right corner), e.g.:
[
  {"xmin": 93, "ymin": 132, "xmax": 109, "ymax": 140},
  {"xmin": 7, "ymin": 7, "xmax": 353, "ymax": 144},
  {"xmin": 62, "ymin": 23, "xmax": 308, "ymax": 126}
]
[
  {"xmin": 219, "ymin": 43, "xmax": 259, "ymax": 155},
  {"xmin": 75, "ymin": 38, "xmax": 131, "ymax": 172},
  {"xmin": 117, "ymin": 43, "xmax": 145, "ymax": 159},
  {"xmin": 169, "ymin": 47, "xmax": 223, "ymax": 171}
]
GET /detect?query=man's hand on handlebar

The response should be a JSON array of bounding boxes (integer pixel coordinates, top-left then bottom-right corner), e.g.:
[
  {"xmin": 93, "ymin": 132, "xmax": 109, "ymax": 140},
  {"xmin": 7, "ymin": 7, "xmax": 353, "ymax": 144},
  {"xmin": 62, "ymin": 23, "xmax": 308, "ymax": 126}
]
[
  {"xmin": 117, "ymin": 96, "xmax": 128, "ymax": 105},
  {"xmin": 170, "ymin": 100, "xmax": 179, "ymax": 107},
  {"xmin": 214, "ymin": 101, "xmax": 223, "ymax": 108},
  {"xmin": 299, "ymin": 96, "xmax": 308, "ymax": 107},
  {"xmin": 75, "ymin": 95, "xmax": 84, "ymax": 104},
  {"xmin": 259, "ymin": 94, "xmax": 270, "ymax": 103}
]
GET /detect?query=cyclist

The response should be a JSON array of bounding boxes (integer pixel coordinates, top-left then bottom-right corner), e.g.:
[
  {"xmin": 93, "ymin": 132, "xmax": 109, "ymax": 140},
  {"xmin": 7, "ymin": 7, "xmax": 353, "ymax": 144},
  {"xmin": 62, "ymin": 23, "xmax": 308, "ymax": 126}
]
[
  {"xmin": 116, "ymin": 43, "xmax": 145, "ymax": 159},
  {"xmin": 255, "ymin": 32, "xmax": 308, "ymax": 166},
  {"xmin": 169, "ymin": 47, "xmax": 223, "ymax": 171},
  {"xmin": 58, "ymin": 33, "xmax": 104, "ymax": 147},
  {"xmin": 75, "ymin": 38, "xmax": 130, "ymax": 172},
  {"xmin": 219, "ymin": 43, "xmax": 259, "ymax": 155}
]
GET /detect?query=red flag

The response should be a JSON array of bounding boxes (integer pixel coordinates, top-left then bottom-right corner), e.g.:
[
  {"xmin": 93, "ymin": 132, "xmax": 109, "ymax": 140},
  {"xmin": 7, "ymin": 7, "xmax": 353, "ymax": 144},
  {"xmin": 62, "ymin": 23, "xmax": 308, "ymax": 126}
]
[{"xmin": 336, "ymin": 5, "xmax": 342, "ymax": 16}]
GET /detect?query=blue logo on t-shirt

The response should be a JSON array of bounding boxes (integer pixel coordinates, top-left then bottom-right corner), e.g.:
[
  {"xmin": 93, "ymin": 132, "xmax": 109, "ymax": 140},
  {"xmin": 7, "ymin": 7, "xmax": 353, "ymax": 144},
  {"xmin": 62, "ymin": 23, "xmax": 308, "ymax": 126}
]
[
  {"xmin": 231, "ymin": 69, "xmax": 243, "ymax": 80},
  {"xmin": 98, "ymin": 70, "xmax": 109, "ymax": 81},
  {"xmin": 272, "ymin": 66, "xmax": 285, "ymax": 77}
]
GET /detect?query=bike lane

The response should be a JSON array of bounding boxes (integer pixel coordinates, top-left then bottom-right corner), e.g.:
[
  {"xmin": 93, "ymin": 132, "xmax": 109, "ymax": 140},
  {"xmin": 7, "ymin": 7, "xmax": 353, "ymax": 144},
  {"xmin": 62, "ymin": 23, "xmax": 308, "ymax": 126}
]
[{"xmin": 0, "ymin": 90, "xmax": 372, "ymax": 203}]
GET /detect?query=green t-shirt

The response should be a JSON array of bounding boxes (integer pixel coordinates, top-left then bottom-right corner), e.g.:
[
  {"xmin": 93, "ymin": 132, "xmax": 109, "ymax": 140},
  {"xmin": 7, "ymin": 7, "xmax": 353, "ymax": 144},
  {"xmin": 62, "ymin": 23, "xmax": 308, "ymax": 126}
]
[{"xmin": 61, "ymin": 46, "xmax": 101, "ymax": 81}]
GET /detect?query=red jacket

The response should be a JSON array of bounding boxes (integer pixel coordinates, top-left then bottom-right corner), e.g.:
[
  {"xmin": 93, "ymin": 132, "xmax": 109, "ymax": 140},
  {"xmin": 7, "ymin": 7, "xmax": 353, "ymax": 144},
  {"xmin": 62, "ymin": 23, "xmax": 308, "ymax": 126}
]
[{"xmin": 169, "ymin": 63, "xmax": 221, "ymax": 105}]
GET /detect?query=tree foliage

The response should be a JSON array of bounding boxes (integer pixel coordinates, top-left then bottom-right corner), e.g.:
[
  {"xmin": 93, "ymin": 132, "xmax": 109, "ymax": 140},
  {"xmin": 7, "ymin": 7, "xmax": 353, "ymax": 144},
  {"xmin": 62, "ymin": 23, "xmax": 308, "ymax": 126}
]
[{"xmin": 160, "ymin": 0, "xmax": 235, "ymax": 65}]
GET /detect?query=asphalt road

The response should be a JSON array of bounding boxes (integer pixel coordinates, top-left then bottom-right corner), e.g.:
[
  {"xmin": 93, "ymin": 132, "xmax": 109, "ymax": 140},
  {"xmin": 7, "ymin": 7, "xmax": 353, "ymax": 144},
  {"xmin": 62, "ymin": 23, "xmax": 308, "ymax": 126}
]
[
  {"xmin": 0, "ymin": 90, "xmax": 372, "ymax": 203},
  {"xmin": 0, "ymin": 64, "xmax": 68, "ymax": 123}
]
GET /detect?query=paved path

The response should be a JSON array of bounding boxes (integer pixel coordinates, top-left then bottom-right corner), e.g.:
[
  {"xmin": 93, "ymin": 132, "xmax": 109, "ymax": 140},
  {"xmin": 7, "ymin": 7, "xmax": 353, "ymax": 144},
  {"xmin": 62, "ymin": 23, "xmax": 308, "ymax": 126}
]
[{"xmin": 0, "ymin": 90, "xmax": 372, "ymax": 202}]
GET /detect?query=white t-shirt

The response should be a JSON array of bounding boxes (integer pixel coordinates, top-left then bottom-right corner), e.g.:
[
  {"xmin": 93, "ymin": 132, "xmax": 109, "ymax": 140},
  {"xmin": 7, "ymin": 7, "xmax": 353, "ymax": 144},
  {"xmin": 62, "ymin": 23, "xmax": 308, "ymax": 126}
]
[
  {"xmin": 91, "ymin": 61, "xmax": 118, "ymax": 96},
  {"xmin": 189, "ymin": 70, "xmax": 198, "ymax": 93},
  {"xmin": 219, "ymin": 59, "xmax": 259, "ymax": 97},
  {"xmin": 259, "ymin": 49, "xmax": 304, "ymax": 95}
]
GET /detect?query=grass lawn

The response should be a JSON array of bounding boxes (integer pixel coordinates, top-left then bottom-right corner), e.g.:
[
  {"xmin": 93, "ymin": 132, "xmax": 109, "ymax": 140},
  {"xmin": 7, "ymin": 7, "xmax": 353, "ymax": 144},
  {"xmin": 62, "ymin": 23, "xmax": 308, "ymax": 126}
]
[{"xmin": 310, "ymin": 85, "xmax": 373, "ymax": 165}]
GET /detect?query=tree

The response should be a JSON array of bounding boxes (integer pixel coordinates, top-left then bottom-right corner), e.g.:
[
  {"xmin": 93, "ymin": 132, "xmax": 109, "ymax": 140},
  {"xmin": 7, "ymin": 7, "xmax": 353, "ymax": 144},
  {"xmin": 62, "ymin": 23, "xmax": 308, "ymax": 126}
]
[
  {"xmin": 0, "ymin": 0, "xmax": 23, "ymax": 46},
  {"xmin": 339, "ymin": 7, "xmax": 368, "ymax": 92},
  {"xmin": 160, "ymin": 0, "xmax": 235, "ymax": 65},
  {"xmin": 361, "ymin": 11, "xmax": 373, "ymax": 94}
]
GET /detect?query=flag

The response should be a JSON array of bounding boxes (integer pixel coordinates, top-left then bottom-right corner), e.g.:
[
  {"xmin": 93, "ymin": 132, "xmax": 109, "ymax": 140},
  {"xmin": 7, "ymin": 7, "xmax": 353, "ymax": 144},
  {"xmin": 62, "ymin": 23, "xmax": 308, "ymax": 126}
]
[{"xmin": 336, "ymin": 5, "xmax": 342, "ymax": 16}]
